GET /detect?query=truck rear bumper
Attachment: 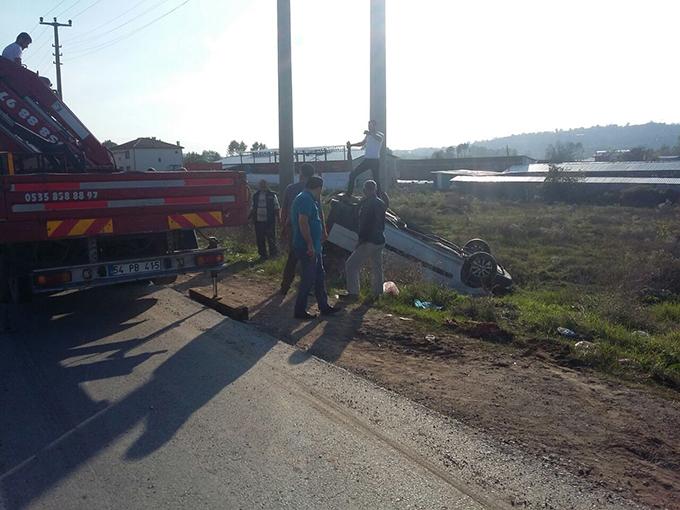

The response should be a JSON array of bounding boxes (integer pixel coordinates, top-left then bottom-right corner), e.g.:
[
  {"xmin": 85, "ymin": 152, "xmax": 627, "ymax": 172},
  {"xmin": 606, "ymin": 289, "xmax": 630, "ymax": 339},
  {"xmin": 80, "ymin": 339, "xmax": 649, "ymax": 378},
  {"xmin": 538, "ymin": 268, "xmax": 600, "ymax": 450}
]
[{"xmin": 30, "ymin": 247, "xmax": 225, "ymax": 294}]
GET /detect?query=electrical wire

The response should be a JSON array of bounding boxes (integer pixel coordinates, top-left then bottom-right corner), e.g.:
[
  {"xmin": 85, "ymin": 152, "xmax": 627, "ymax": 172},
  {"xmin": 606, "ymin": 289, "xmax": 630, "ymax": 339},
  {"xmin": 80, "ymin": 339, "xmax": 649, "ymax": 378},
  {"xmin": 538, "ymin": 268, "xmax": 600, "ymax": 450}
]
[
  {"xmin": 43, "ymin": 0, "xmax": 70, "ymax": 17},
  {"xmin": 63, "ymin": 0, "xmax": 173, "ymax": 48},
  {"xmin": 62, "ymin": 0, "xmax": 154, "ymax": 43},
  {"xmin": 55, "ymin": 0, "xmax": 83, "ymax": 18},
  {"xmin": 67, "ymin": 0, "xmax": 191, "ymax": 60},
  {"xmin": 72, "ymin": 0, "xmax": 107, "ymax": 18}
]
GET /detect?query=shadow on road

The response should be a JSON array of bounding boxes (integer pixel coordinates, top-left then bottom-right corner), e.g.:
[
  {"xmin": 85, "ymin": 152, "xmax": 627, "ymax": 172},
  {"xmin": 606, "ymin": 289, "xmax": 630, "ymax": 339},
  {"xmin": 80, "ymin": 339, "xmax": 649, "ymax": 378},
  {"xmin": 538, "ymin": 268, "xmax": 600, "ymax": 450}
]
[{"xmin": 0, "ymin": 284, "xmax": 275, "ymax": 509}]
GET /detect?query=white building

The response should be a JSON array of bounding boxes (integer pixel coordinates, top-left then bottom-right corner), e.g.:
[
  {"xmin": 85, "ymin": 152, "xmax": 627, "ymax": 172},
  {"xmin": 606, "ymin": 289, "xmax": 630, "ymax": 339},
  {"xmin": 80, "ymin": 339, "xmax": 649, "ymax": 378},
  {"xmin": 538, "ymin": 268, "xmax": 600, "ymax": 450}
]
[{"xmin": 111, "ymin": 137, "xmax": 184, "ymax": 171}]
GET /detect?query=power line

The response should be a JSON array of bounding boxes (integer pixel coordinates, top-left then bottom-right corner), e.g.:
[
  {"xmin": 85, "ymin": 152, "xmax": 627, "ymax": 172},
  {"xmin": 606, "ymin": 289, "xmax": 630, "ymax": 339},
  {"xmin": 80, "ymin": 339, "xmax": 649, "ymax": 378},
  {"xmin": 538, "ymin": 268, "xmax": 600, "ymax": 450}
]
[
  {"xmin": 64, "ymin": 0, "xmax": 173, "ymax": 48},
  {"xmin": 68, "ymin": 0, "xmax": 191, "ymax": 60},
  {"xmin": 62, "ymin": 0, "xmax": 154, "ymax": 43},
  {"xmin": 72, "ymin": 0, "xmax": 107, "ymax": 18},
  {"xmin": 55, "ymin": 0, "xmax": 83, "ymax": 18},
  {"xmin": 43, "ymin": 0, "xmax": 70, "ymax": 17}
]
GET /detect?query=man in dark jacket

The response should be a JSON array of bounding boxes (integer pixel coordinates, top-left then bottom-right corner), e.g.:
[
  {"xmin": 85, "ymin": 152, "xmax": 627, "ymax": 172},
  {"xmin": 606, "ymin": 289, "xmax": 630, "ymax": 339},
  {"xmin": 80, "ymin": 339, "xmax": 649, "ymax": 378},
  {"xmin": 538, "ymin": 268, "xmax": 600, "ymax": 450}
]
[
  {"xmin": 250, "ymin": 179, "xmax": 280, "ymax": 259},
  {"xmin": 343, "ymin": 180, "xmax": 389, "ymax": 299}
]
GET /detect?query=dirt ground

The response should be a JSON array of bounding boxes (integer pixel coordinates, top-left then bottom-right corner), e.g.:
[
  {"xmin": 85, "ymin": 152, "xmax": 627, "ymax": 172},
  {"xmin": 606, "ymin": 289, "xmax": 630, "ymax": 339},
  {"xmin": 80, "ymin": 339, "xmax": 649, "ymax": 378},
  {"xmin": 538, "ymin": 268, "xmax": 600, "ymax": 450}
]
[{"xmin": 175, "ymin": 272, "xmax": 680, "ymax": 509}]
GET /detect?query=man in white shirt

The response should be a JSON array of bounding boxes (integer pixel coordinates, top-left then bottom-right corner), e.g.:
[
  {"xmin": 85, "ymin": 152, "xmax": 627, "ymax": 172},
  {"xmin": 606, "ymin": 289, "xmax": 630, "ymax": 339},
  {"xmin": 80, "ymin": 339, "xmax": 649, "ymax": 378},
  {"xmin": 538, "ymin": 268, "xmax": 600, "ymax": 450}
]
[
  {"xmin": 2, "ymin": 33, "xmax": 32, "ymax": 65},
  {"xmin": 346, "ymin": 119, "xmax": 385, "ymax": 196}
]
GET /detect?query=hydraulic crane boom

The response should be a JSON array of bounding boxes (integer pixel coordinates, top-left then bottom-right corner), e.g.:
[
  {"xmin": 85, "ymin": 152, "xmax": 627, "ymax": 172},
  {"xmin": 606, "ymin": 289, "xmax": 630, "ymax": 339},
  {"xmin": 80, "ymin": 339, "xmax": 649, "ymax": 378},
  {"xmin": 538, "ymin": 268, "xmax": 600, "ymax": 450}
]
[{"xmin": 0, "ymin": 58, "xmax": 116, "ymax": 173}]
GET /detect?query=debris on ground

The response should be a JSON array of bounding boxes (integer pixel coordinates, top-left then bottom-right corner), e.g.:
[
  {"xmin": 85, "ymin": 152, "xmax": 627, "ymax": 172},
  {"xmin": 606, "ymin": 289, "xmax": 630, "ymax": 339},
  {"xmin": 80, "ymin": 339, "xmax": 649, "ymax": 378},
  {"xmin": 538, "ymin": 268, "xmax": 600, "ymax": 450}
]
[
  {"xmin": 414, "ymin": 299, "xmax": 443, "ymax": 310},
  {"xmin": 557, "ymin": 327, "xmax": 578, "ymax": 338},
  {"xmin": 632, "ymin": 330, "xmax": 650, "ymax": 338},
  {"xmin": 574, "ymin": 340, "xmax": 595, "ymax": 351},
  {"xmin": 383, "ymin": 281, "xmax": 400, "ymax": 295},
  {"xmin": 425, "ymin": 334, "xmax": 436, "ymax": 342}
]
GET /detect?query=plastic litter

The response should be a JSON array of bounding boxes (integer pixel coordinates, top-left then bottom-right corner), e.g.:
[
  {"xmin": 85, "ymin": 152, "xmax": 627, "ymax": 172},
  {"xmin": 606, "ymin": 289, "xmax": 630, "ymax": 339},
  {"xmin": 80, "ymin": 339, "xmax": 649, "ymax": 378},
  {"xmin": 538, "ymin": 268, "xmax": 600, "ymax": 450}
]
[
  {"xmin": 383, "ymin": 281, "xmax": 400, "ymax": 295},
  {"xmin": 574, "ymin": 340, "xmax": 595, "ymax": 350},
  {"xmin": 414, "ymin": 299, "xmax": 443, "ymax": 311},
  {"xmin": 632, "ymin": 330, "xmax": 650, "ymax": 338},
  {"xmin": 425, "ymin": 334, "xmax": 436, "ymax": 342},
  {"xmin": 399, "ymin": 317, "xmax": 414, "ymax": 321},
  {"xmin": 557, "ymin": 327, "xmax": 577, "ymax": 338}
]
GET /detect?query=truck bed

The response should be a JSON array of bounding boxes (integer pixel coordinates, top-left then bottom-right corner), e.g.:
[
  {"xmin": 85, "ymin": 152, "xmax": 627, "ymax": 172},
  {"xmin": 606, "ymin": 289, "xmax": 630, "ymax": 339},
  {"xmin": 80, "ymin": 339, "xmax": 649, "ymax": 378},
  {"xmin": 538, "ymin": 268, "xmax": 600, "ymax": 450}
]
[{"xmin": 0, "ymin": 170, "xmax": 249, "ymax": 242}]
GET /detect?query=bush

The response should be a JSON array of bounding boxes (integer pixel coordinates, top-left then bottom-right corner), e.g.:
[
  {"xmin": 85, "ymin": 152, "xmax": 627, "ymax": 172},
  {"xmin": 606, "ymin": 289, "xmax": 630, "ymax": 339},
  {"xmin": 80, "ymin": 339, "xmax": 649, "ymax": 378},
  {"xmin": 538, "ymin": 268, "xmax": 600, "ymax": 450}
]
[{"xmin": 619, "ymin": 186, "xmax": 676, "ymax": 207}]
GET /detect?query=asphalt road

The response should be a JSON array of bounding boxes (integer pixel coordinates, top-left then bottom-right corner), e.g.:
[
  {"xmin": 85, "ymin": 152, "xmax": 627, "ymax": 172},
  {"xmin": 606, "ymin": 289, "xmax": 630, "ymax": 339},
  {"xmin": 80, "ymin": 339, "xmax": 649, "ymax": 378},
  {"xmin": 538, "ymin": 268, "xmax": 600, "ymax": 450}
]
[{"xmin": 0, "ymin": 285, "xmax": 499, "ymax": 510}]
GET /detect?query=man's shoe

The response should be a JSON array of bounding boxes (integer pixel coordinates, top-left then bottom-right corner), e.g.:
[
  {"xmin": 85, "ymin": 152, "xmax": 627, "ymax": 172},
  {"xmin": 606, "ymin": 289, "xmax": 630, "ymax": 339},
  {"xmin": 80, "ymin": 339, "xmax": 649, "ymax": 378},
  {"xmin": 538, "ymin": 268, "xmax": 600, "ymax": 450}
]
[
  {"xmin": 320, "ymin": 306, "xmax": 341, "ymax": 316},
  {"xmin": 294, "ymin": 312, "xmax": 317, "ymax": 320}
]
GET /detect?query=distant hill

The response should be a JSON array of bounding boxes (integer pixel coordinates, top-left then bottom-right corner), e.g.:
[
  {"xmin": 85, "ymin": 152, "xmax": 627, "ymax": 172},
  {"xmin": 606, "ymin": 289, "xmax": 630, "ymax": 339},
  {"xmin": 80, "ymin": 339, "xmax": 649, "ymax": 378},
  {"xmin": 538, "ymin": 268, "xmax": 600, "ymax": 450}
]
[{"xmin": 394, "ymin": 122, "xmax": 680, "ymax": 160}]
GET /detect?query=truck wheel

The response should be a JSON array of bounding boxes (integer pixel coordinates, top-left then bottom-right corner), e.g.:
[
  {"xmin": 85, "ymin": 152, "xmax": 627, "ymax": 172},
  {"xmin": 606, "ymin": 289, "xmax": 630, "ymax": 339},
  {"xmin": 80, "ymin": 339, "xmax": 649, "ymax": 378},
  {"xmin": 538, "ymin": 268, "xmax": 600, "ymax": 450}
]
[
  {"xmin": 463, "ymin": 238, "xmax": 491, "ymax": 255},
  {"xmin": 461, "ymin": 252, "xmax": 497, "ymax": 289}
]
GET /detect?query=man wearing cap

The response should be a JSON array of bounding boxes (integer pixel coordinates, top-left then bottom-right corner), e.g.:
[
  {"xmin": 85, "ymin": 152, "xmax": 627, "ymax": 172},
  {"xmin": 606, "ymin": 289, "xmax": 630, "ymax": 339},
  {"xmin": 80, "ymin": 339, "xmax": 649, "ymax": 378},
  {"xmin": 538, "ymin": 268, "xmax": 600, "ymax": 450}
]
[
  {"xmin": 2, "ymin": 33, "xmax": 32, "ymax": 66},
  {"xmin": 290, "ymin": 176, "xmax": 339, "ymax": 320}
]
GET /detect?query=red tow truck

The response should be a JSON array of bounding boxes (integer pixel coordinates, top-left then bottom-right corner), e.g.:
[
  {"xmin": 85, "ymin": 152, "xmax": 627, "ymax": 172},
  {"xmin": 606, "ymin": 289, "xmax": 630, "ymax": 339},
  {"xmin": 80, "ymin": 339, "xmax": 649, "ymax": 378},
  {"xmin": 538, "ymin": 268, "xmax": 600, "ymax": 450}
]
[{"xmin": 0, "ymin": 59, "xmax": 248, "ymax": 302}]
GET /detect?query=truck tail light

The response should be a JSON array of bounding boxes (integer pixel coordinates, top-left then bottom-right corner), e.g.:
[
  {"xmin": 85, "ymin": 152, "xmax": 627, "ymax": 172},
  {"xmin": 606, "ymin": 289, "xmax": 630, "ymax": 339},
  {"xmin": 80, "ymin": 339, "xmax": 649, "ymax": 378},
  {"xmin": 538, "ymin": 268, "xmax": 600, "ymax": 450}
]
[
  {"xmin": 35, "ymin": 271, "xmax": 72, "ymax": 287},
  {"xmin": 195, "ymin": 252, "xmax": 224, "ymax": 268}
]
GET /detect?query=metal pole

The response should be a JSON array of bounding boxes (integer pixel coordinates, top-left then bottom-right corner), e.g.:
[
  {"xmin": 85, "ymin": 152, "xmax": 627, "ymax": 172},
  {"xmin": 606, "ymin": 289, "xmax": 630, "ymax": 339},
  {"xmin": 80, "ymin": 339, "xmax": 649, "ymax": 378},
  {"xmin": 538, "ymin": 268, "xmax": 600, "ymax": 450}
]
[
  {"xmin": 39, "ymin": 17, "xmax": 72, "ymax": 100},
  {"xmin": 370, "ymin": 0, "xmax": 387, "ymax": 190},
  {"xmin": 277, "ymin": 0, "xmax": 295, "ymax": 190}
]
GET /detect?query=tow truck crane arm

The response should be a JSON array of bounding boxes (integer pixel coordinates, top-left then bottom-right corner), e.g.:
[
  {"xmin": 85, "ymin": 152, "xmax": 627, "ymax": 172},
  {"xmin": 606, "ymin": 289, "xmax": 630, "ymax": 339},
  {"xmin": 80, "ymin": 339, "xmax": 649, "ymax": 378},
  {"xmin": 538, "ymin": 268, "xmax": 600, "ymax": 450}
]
[{"xmin": 0, "ymin": 58, "xmax": 115, "ymax": 172}]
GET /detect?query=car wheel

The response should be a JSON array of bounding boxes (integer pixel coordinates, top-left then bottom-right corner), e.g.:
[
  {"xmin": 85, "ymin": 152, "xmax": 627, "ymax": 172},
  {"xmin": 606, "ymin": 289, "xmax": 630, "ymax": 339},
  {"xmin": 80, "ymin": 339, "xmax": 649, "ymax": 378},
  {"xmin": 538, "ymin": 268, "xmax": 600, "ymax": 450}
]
[{"xmin": 461, "ymin": 252, "xmax": 497, "ymax": 288}]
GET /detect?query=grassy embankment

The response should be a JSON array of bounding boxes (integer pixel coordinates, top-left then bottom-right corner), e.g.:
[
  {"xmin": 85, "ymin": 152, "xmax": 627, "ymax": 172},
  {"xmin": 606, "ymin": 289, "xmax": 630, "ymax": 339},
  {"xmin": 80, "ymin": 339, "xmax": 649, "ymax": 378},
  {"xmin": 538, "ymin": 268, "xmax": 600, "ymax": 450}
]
[{"xmin": 213, "ymin": 188, "xmax": 680, "ymax": 390}]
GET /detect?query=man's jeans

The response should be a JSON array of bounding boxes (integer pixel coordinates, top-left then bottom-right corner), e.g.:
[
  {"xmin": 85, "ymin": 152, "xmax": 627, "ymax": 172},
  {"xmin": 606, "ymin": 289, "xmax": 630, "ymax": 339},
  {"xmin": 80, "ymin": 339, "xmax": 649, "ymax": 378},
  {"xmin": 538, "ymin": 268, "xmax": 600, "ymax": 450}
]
[
  {"xmin": 294, "ymin": 248, "xmax": 330, "ymax": 316},
  {"xmin": 345, "ymin": 242, "xmax": 384, "ymax": 296}
]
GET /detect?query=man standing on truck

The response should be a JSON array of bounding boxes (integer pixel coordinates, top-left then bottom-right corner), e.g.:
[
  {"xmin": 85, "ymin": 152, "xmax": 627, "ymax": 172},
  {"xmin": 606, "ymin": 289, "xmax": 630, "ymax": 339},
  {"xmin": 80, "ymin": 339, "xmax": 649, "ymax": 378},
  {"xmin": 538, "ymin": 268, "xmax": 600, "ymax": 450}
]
[
  {"xmin": 346, "ymin": 119, "xmax": 384, "ymax": 196},
  {"xmin": 342, "ymin": 180, "xmax": 389, "ymax": 300},
  {"xmin": 291, "ymin": 176, "xmax": 338, "ymax": 320},
  {"xmin": 2, "ymin": 33, "xmax": 32, "ymax": 66},
  {"xmin": 280, "ymin": 163, "xmax": 318, "ymax": 295},
  {"xmin": 250, "ymin": 179, "xmax": 280, "ymax": 260}
]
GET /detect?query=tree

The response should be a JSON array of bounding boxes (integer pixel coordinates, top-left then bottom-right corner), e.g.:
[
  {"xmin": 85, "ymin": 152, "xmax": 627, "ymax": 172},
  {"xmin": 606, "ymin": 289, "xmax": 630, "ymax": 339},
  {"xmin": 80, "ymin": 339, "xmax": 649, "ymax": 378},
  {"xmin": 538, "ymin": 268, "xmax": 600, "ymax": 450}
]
[
  {"xmin": 456, "ymin": 143, "xmax": 469, "ymax": 157},
  {"xmin": 545, "ymin": 141, "xmax": 584, "ymax": 163},
  {"xmin": 542, "ymin": 164, "xmax": 582, "ymax": 202},
  {"xmin": 238, "ymin": 141, "xmax": 247, "ymax": 153},
  {"xmin": 183, "ymin": 150, "xmax": 222, "ymax": 164},
  {"xmin": 102, "ymin": 139, "xmax": 117, "ymax": 149},
  {"xmin": 201, "ymin": 150, "xmax": 222, "ymax": 162},
  {"xmin": 227, "ymin": 140, "xmax": 240, "ymax": 155},
  {"xmin": 183, "ymin": 152, "xmax": 206, "ymax": 164}
]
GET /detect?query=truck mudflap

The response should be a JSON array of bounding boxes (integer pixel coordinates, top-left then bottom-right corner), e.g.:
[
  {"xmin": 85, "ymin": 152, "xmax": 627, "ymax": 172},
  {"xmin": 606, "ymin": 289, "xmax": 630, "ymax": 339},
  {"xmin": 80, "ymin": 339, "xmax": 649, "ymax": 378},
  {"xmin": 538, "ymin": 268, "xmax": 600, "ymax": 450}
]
[{"xmin": 30, "ymin": 247, "xmax": 226, "ymax": 293}]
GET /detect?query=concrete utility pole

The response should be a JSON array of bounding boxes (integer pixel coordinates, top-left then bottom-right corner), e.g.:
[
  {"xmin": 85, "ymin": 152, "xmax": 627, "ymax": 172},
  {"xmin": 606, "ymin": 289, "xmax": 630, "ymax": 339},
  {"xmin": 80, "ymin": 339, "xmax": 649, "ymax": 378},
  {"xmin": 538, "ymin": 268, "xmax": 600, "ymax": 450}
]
[
  {"xmin": 370, "ymin": 0, "xmax": 387, "ymax": 189},
  {"xmin": 277, "ymin": 0, "xmax": 294, "ymax": 191},
  {"xmin": 39, "ymin": 17, "xmax": 72, "ymax": 100}
]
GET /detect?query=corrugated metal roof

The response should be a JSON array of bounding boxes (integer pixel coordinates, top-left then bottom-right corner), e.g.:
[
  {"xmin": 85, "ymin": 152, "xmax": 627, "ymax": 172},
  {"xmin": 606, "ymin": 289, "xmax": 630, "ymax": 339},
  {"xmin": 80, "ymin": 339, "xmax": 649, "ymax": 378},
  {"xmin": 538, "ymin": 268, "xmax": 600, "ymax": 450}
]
[
  {"xmin": 450, "ymin": 175, "xmax": 680, "ymax": 185},
  {"xmin": 506, "ymin": 162, "xmax": 680, "ymax": 173}
]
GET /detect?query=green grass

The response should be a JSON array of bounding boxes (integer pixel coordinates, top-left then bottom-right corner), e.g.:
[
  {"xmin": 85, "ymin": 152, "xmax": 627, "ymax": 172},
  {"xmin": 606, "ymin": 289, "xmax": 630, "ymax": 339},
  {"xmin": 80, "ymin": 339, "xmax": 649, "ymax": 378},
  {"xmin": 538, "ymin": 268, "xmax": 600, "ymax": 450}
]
[
  {"xmin": 378, "ymin": 188, "xmax": 680, "ymax": 389},
  {"xmin": 206, "ymin": 190, "xmax": 680, "ymax": 390}
]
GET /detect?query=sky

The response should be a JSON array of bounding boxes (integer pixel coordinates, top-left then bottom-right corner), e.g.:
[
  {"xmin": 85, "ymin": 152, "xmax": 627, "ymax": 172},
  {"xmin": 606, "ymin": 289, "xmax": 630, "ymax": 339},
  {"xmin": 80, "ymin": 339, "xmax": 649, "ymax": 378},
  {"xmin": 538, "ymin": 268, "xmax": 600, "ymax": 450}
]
[{"xmin": 3, "ymin": 0, "xmax": 680, "ymax": 153}]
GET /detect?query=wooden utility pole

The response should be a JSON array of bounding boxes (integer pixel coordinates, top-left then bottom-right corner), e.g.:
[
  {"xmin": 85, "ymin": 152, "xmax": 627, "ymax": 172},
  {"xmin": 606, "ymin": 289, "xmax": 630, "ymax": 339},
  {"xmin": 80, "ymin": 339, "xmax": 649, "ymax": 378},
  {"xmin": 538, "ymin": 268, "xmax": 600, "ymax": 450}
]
[
  {"xmin": 277, "ymin": 0, "xmax": 294, "ymax": 191},
  {"xmin": 370, "ymin": 0, "xmax": 387, "ymax": 190},
  {"xmin": 39, "ymin": 17, "xmax": 72, "ymax": 100}
]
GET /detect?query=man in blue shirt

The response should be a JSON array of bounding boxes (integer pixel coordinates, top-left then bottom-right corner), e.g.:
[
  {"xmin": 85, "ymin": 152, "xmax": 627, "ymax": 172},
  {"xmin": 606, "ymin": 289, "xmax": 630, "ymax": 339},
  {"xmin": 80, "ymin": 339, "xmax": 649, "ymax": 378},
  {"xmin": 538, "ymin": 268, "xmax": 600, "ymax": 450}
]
[
  {"xmin": 280, "ymin": 163, "xmax": 315, "ymax": 294},
  {"xmin": 291, "ymin": 176, "xmax": 338, "ymax": 320}
]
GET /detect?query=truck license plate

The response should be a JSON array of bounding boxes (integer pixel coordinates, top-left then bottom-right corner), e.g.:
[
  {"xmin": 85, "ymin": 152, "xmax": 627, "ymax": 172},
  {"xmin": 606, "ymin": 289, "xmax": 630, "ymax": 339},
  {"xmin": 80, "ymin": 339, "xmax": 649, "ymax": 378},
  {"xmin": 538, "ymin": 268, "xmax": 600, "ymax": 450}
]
[{"xmin": 109, "ymin": 260, "xmax": 162, "ymax": 276}]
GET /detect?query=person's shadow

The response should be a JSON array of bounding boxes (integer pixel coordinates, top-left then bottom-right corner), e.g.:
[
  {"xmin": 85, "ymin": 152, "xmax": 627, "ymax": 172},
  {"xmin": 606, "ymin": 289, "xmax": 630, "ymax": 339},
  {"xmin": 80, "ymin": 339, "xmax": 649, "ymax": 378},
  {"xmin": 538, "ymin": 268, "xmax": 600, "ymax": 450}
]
[{"xmin": 1, "ymin": 286, "xmax": 276, "ymax": 510}]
